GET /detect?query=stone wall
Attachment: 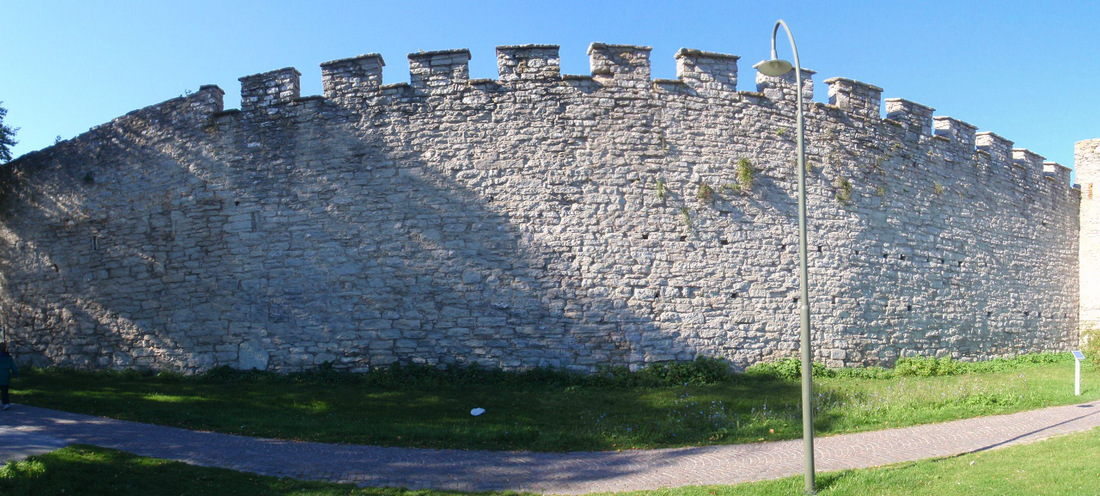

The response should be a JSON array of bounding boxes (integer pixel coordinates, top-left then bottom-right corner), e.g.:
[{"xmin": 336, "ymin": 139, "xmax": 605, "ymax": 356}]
[
  {"xmin": 0, "ymin": 43, "xmax": 1082, "ymax": 373},
  {"xmin": 1078, "ymin": 140, "xmax": 1100, "ymax": 334}
]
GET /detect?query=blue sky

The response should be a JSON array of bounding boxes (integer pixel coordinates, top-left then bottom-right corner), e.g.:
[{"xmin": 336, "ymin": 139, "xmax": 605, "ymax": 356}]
[{"xmin": 2, "ymin": 0, "xmax": 1097, "ymax": 174}]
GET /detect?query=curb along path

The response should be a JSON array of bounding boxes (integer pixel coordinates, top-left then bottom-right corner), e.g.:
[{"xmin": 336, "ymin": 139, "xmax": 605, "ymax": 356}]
[{"xmin": 2, "ymin": 401, "xmax": 1100, "ymax": 494}]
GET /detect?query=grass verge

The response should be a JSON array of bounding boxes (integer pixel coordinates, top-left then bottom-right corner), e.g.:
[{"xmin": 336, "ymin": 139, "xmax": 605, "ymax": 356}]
[
  {"xmin": 8, "ymin": 354, "xmax": 1098, "ymax": 452},
  {"xmin": 4, "ymin": 428, "xmax": 1100, "ymax": 495}
]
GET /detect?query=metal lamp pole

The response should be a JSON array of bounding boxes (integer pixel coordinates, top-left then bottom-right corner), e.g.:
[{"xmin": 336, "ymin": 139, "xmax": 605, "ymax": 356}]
[{"xmin": 754, "ymin": 19, "xmax": 815, "ymax": 494}]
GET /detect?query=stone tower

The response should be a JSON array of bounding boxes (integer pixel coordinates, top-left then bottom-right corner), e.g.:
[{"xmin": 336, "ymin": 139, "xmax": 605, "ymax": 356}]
[{"xmin": 1079, "ymin": 139, "xmax": 1100, "ymax": 335}]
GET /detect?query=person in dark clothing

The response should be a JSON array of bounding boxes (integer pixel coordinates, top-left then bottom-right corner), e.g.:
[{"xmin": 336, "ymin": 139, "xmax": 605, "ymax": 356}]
[{"xmin": 0, "ymin": 342, "xmax": 18, "ymax": 410}]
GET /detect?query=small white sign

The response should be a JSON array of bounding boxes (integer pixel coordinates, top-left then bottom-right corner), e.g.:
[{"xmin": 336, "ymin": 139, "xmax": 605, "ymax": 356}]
[{"xmin": 1073, "ymin": 350, "xmax": 1086, "ymax": 361}]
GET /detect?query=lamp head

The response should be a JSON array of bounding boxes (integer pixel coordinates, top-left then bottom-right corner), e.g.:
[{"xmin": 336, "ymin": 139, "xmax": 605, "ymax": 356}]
[{"xmin": 754, "ymin": 59, "xmax": 793, "ymax": 77}]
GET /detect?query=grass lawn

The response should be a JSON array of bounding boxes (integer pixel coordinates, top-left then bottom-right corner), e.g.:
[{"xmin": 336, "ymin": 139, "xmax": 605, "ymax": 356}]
[
  {"xmin": 8, "ymin": 354, "xmax": 1099, "ymax": 452},
  {"xmin": 3, "ymin": 428, "xmax": 1100, "ymax": 495}
]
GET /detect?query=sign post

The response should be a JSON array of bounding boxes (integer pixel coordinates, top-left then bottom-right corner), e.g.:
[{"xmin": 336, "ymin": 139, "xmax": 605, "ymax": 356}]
[{"xmin": 1072, "ymin": 350, "xmax": 1086, "ymax": 396}]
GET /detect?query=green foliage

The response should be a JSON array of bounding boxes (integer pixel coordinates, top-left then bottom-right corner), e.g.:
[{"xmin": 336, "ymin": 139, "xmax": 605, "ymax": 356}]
[
  {"xmin": 696, "ymin": 182, "xmax": 714, "ymax": 203},
  {"xmin": 835, "ymin": 177, "xmax": 853, "ymax": 204},
  {"xmin": 655, "ymin": 178, "xmax": 668, "ymax": 200},
  {"xmin": 747, "ymin": 353, "xmax": 1071, "ymax": 381},
  {"xmin": 0, "ymin": 102, "xmax": 17, "ymax": 163},
  {"xmin": 736, "ymin": 158, "xmax": 754, "ymax": 191},
  {"xmin": 681, "ymin": 206, "xmax": 693, "ymax": 231},
  {"xmin": 894, "ymin": 353, "xmax": 1067, "ymax": 377},
  {"xmin": 639, "ymin": 356, "xmax": 733, "ymax": 385},
  {"xmin": 0, "ymin": 445, "xmax": 385, "ymax": 496},
  {"xmin": 745, "ymin": 358, "xmax": 832, "ymax": 380},
  {"xmin": 1082, "ymin": 324, "xmax": 1100, "ymax": 367},
  {"xmin": 894, "ymin": 356, "xmax": 963, "ymax": 376},
  {"xmin": 776, "ymin": 127, "xmax": 788, "ymax": 137},
  {"xmin": 933, "ymin": 182, "xmax": 945, "ymax": 195}
]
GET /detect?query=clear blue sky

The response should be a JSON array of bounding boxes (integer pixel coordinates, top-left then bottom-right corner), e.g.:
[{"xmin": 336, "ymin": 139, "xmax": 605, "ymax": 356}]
[{"xmin": 2, "ymin": 0, "xmax": 1097, "ymax": 175}]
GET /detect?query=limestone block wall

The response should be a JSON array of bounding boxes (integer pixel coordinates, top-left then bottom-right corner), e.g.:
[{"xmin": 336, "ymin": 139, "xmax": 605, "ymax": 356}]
[
  {"xmin": 1078, "ymin": 139, "xmax": 1100, "ymax": 333},
  {"xmin": 0, "ymin": 43, "xmax": 1082, "ymax": 373}
]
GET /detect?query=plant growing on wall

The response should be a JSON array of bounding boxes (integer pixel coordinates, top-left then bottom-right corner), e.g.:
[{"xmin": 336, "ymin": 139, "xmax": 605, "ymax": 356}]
[
  {"xmin": 835, "ymin": 178, "xmax": 853, "ymax": 204},
  {"xmin": 697, "ymin": 182, "xmax": 714, "ymax": 203},
  {"xmin": 736, "ymin": 158, "xmax": 754, "ymax": 191},
  {"xmin": 655, "ymin": 179, "xmax": 668, "ymax": 201},
  {"xmin": 681, "ymin": 207, "xmax": 693, "ymax": 232},
  {"xmin": 933, "ymin": 182, "xmax": 945, "ymax": 195}
]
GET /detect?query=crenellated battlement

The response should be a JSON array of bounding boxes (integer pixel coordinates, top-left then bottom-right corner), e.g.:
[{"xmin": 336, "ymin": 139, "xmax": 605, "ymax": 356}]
[
  {"xmin": 674, "ymin": 48, "xmax": 739, "ymax": 98},
  {"xmin": 213, "ymin": 44, "xmax": 1076, "ymax": 193},
  {"xmin": 408, "ymin": 49, "xmax": 471, "ymax": 93},
  {"xmin": 239, "ymin": 67, "xmax": 300, "ymax": 113},
  {"xmin": 824, "ymin": 77, "xmax": 882, "ymax": 119},
  {"xmin": 885, "ymin": 98, "xmax": 934, "ymax": 140},
  {"xmin": 587, "ymin": 43, "xmax": 652, "ymax": 86},
  {"xmin": 496, "ymin": 44, "xmax": 561, "ymax": 81},
  {"xmin": 1013, "ymin": 148, "xmax": 1046, "ymax": 178},
  {"xmin": 0, "ymin": 41, "xmax": 1084, "ymax": 375},
  {"xmin": 321, "ymin": 53, "xmax": 384, "ymax": 101}
]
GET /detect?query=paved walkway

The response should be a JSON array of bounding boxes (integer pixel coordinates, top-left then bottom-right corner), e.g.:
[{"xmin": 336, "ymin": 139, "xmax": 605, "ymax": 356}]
[{"xmin": 2, "ymin": 401, "xmax": 1100, "ymax": 494}]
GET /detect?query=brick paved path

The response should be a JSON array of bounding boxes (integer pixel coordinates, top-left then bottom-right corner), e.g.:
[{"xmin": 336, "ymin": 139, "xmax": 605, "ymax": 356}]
[{"xmin": 2, "ymin": 401, "xmax": 1099, "ymax": 494}]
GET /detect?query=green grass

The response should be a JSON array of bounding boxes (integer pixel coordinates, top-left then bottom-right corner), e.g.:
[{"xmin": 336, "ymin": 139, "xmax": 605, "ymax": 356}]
[
  {"xmin": 5, "ymin": 428, "xmax": 1100, "ymax": 495},
  {"xmin": 8, "ymin": 354, "xmax": 1099, "ymax": 452},
  {"xmin": 0, "ymin": 444, "xmax": 465, "ymax": 496}
]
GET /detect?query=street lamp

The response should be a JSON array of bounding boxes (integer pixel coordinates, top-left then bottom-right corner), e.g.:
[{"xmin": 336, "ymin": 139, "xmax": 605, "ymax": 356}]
[{"xmin": 754, "ymin": 19, "xmax": 816, "ymax": 495}]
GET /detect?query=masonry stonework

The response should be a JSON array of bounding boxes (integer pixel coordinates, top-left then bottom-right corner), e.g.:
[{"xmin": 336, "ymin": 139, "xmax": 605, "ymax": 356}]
[
  {"xmin": 1078, "ymin": 139, "xmax": 1100, "ymax": 334},
  {"xmin": 0, "ymin": 44, "xmax": 1084, "ymax": 373}
]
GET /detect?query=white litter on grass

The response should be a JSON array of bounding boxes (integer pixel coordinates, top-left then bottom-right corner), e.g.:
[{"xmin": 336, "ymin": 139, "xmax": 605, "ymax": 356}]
[{"xmin": 470, "ymin": 408, "xmax": 486, "ymax": 416}]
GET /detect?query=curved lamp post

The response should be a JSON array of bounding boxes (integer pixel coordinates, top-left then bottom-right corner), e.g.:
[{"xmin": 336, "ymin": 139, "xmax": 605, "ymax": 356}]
[{"xmin": 754, "ymin": 19, "xmax": 815, "ymax": 495}]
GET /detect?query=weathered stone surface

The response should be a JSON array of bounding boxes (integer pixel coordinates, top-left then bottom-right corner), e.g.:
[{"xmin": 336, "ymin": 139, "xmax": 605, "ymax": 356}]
[
  {"xmin": 0, "ymin": 43, "xmax": 1084, "ymax": 374},
  {"xmin": 238, "ymin": 339, "xmax": 269, "ymax": 371},
  {"xmin": 1078, "ymin": 139, "xmax": 1100, "ymax": 334}
]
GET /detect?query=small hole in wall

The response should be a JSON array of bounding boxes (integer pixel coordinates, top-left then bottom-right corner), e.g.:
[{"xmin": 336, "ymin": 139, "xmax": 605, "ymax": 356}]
[
  {"xmin": 780, "ymin": 244, "xmax": 786, "ymax": 252},
  {"xmin": 906, "ymin": 304, "xmax": 912, "ymax": 312},
  {"xmin": 1037, "ymin": 311, "xmax": 1042, "ymax": 319},
  {"xmin": 882, "ymin": 253, "xmax": 888, "ymax": 259},
  {"xmin": 987, "ymin": 311, "xmax": 993, "ymax": 317},
  {"xmin": 92, "ymin": 236, "xmax": 99, "ymax": 251},
  {"xmin": 817, "ymin": 245, "xmax": 823, "ymax": 253},
  {"xmin": 939, "ymin": 258, "xmax": 945, "ymax": 264},
  {"xmin": 793, "ymin": 296, "xmax": 800, "ymax": 303},
  {"xmin": 234, "ymin": 200, "xmax": 240, "ymax": 206},
  {"xmin": 899, "ymin": 254, "xmax": 906, "ymax": 261},
  {"xmin": 958, "ymin": 261, "xmax": 963, "ymax": 267},
  {"xmin": 1024, "ymin": 311, "xmax": 1030, "ymax": 317},
  {"xmin": 831, "ymin": 296, "xmax": 837, "ymax": 305},
  {"xmin": 679, "ymin": 235, "xmax": 687, "ymax": 242},
  {"xmin": 52, "ymin": 264, "xmax": 60, "ymax": 273},
  {"xmin": 641, "ymin": 233, "xmax": 649, "ymax": 240},
  {"xmin": 730, "ymin": 292, "xmax": 738, "ymax": 299},
  {"xmin": 854, "ymin": 250, "xmax": 860, "ymax": 255}
]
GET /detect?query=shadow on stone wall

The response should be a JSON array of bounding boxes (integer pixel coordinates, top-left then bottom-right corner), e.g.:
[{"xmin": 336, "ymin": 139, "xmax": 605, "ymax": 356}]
[{"xmin": 0, "ymin": 94, "xmax": 719, "ymax": 373}]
